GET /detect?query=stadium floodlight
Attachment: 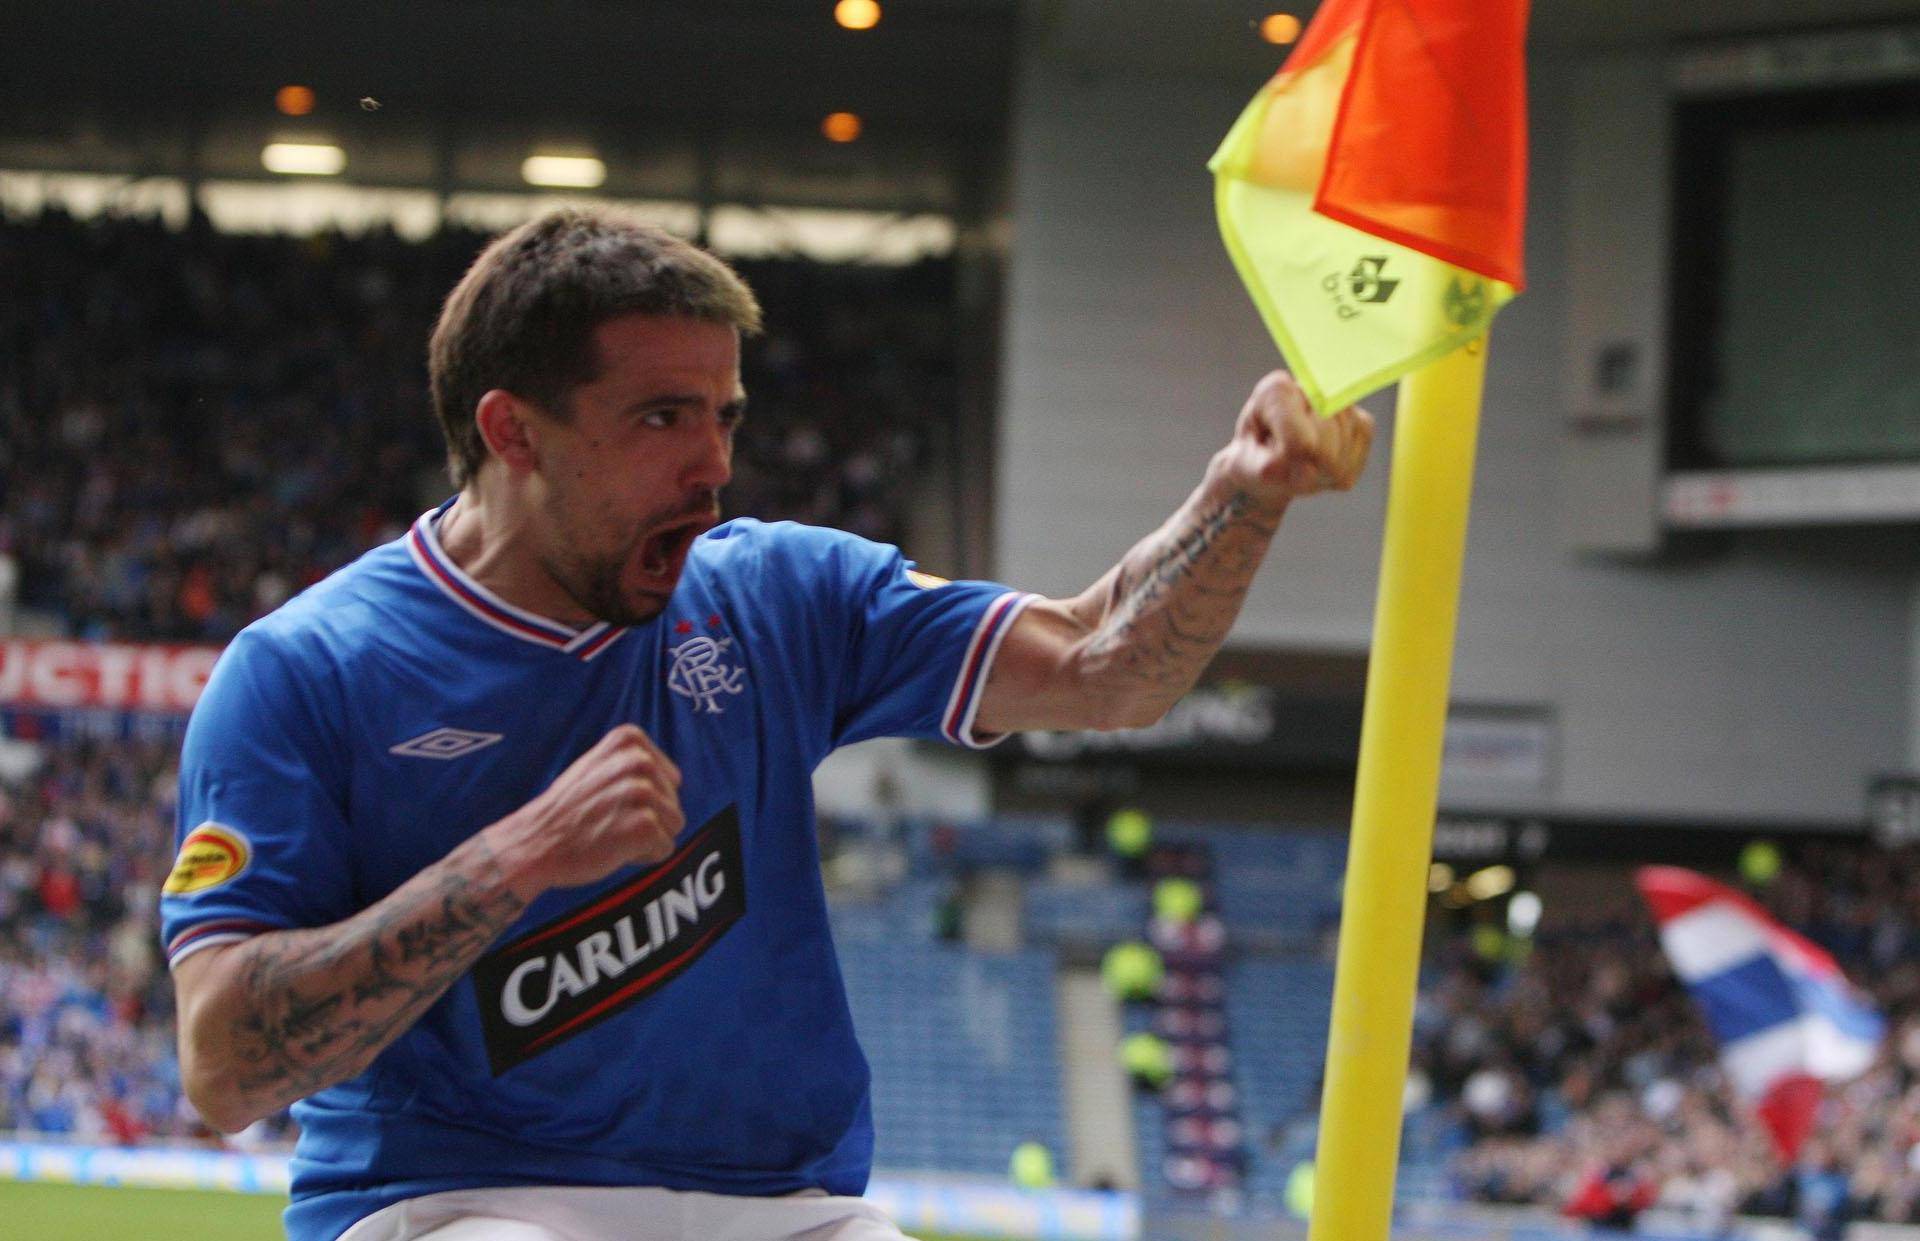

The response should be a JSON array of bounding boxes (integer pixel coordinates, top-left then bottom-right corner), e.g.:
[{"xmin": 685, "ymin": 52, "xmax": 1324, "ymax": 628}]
[
  {"xmin": 821, "ymin": 112, "xmax": 862, "ymax": 143},
  {"xmin": 1258, "ymin": 13, "xmax": 1302, "ymax": 44},
  {"xmin": 521, "ymin": 155, "xmax": 607, "ymax": 189},
  {"xmin": 261, "ymin": 143, "xmax": 346, "ymax": 176},
  {"xmin": 274, "ymin": 85, "xmax": 316, "ymax": 117},
  {"xmin": 834, "ymin": 0, "xmax": 881, "ymax": 31}
]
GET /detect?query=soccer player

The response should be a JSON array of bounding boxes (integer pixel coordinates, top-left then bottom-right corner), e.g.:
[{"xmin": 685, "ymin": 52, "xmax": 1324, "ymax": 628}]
[{"xmin": 162, "ymin": 209, "xmax": 1373, "ymax": 1240}]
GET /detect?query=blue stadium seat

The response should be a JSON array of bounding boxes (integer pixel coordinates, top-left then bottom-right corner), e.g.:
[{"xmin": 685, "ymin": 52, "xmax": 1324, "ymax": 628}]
[
  {"xmin": 1024, "ymin": 880, "xmax": 1150, "ymax": 944},
  {"xmin": 835, "ymin": 939, "xmax": 1067, "ymax": 1178},
  {"xmin": 1160, "ymin": 825, "xmax": 1347, "ymax": 940},
  {"xmin": 1223, "ymin": 958, "xmax": 1335, "ymax": 1211}
]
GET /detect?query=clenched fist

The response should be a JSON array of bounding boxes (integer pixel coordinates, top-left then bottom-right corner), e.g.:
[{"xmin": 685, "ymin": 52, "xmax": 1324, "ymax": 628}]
[
  {"xmin": 495, "ymin": 723, "xmax": 685, "ymax": 897},
  {"xmin": 1216, "ymin": 370, "xmax": 1375, "ymax": 512}
]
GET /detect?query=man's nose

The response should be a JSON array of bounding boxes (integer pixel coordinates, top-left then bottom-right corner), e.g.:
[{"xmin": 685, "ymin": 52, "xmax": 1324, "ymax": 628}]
[{"xmin": 683, "ymin": 418, "xmax": 733, "ymax": 490}]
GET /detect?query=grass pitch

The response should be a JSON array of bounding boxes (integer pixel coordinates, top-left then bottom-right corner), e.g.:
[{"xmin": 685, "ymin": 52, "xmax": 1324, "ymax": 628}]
[
  {"xmin": 0, "ymin": 1180, "xmax": 992, "ymax": 1240},
  {"xmin": 0, "ymin": 1181, "xmax": 287, "ymax": 1238}
]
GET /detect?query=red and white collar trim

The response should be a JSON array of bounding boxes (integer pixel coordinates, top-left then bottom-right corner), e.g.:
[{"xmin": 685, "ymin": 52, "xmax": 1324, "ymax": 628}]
[{"xmin": 406, "ymin": 503, "xmax": 629, "ymax": 661}]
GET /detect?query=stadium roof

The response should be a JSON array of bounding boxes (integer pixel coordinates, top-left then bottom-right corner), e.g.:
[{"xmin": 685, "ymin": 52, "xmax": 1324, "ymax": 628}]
[
  {"xmin": 0, "ymin": 0, "xmax": 1021, "ymax": 212},
  {"xmin": 4, "ymin": 0, "xmax": 1915, "ymax": 214}
]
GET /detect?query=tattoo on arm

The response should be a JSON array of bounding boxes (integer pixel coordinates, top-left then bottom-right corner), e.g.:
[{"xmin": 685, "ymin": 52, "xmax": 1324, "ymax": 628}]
[
  {"xmin": 1083, "ymin": 488, "xmax": 1281, "ymax": 708},
  {"xmin": 219, "ymin": 834, "xmax": 527, "ymax": 1109}
]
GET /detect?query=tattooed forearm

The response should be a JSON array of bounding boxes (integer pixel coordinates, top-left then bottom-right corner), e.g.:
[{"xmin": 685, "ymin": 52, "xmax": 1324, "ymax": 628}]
[
  {"xmin": 183, "ymin": 831, "xmax": 528, "ymax": 1126},
  {"xmin": 977, "ymin": 375, "xmax": 1370, "ymax": 738},
  {"xmin": 1080, "ymin": 481, "xmax": 1283, "ymax": 715}
]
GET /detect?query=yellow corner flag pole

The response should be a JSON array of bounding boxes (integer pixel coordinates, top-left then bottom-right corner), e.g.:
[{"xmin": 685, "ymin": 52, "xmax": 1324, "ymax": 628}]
[
  {"xmin": 1307, "ymin": 335, "xmax": 1488, "ymax": 1241},
  {"xmin": 1207, "ymin": 2, "xmax": 1525, "ymax": 1228}
]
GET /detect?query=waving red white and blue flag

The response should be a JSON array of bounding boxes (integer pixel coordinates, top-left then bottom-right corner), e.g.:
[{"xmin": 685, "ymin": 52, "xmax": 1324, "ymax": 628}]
[{"xmin": 1636, "ymin": 865, "xmax": 1884, "ymax": 1160}]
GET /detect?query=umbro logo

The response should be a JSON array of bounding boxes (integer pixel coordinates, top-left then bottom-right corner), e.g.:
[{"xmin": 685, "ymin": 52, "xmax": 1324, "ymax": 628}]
[{"xmin": 389, "ymin": 727, "xmax": 504, "ymax": 760}]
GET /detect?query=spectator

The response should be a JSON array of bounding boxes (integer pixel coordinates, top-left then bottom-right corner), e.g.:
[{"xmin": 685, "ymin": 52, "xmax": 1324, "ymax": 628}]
[
  {"xmin": 0, "ymin": 535, "xmax": 18, "ymax": 633},
  {"xmin": 1563, "ymin": 1153, "xmax": 1658, "ymax": 1233},
  {"xmin": 1795, "ymin": 1138, "xmax": 1852, "ymax": 1241}
]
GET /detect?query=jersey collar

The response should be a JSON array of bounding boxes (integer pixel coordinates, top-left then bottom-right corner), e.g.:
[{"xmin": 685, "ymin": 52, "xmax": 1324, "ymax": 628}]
[{"xmin": 406, "ymin": 500, "xmax": 629, "ymax": 661}]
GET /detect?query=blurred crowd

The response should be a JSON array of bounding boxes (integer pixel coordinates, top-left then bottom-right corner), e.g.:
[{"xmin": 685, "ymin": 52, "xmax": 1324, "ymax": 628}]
[
  {"xmin": 0, "ymin": 734, "xmax": 211, "ymax": 1143},
  {"xmin": 0, "ymin": 206, "xmax": 953, "ymax": 643},
  {"xmin": 1423, "ymin": 845, "xmax": 1920, "ymax": 1232}
]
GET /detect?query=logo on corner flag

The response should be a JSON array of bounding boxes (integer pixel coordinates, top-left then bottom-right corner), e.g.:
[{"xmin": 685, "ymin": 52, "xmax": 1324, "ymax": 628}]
[
  {"xmin": 164, "ymin": 823, "xmax": 251, "ymax": 895},
  {"xmin": 1321, "ymin": 255, "xmax": 1402, "ymax": 322},
  {"xmin": 1347, "ymin": 256, "xmax": 1401, "ymax": 304},
  {"xmin": 1444, "ymin": 276, "xmax": 1489, "ymax": 328}
]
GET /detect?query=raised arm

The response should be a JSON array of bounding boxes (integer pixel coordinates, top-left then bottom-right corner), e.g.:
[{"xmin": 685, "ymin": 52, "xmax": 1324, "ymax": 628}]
[
  {"xmin": 171, "ymin": 724, "xmax": 682, "ymax": 1132},
  {"xmin": 973, "ymin": 370, "xmax": 1374, "ymax": 736}
]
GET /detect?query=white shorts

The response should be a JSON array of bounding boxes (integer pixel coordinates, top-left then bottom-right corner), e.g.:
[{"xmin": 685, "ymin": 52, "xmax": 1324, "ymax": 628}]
[{"xmin": 335, "ymin": 1185, "xmax": 917, "ymax": 1241}]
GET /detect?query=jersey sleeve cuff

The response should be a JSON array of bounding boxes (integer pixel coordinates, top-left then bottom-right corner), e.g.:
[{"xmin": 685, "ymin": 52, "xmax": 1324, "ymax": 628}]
[
  {"xmin": 939, "ymin": 591, "xmax": 1039, "ymax": 750},
  {"xmin": 165, "ymin": 918, "xmax": 282, "ymax": 969}
]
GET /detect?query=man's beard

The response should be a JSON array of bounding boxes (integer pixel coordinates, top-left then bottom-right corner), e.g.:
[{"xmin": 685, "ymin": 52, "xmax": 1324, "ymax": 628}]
[
  {"xmin": 543, "ymin": 493, "xmax": 719, "ymax": 628},
  {"xmin": 556, "ymin": 543, "xmax": 670, "ymax": 628}
]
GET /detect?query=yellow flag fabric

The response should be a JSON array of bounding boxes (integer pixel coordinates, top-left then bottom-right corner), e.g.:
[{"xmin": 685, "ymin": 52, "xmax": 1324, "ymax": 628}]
[{"xmin": 1210, "ymin": 15, "xmax": 1521, "ymax": 412}]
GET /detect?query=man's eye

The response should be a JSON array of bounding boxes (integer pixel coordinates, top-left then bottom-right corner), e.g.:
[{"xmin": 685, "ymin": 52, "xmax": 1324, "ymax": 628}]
[{"xmin": 641, "ymin": 409, "xmax": 677, "ymax": 429}]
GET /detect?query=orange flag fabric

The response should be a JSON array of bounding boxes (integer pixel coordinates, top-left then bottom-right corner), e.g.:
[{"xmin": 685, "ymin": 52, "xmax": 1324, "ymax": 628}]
[{"xmin": 1211, "ymin": 0, "xmax": 1528, "ymax": 409}]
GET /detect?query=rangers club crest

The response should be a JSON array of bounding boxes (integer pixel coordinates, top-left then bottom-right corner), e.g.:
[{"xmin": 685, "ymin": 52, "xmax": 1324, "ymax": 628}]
[{"xmin": 667, "ymin": 614, "xmax": 747, "ymax": 714}]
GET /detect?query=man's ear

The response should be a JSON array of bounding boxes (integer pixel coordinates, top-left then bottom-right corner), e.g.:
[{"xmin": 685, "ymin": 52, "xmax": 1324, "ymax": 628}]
[{"xmin": 474, "ymin": 389, "xmax": 542, "ymax": 475}]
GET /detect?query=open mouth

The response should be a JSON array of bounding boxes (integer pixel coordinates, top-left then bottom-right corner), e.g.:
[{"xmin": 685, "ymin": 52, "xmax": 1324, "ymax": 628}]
[{"xmin": 637, "ymin": 515, "xmax": 714, "ymax": 580}]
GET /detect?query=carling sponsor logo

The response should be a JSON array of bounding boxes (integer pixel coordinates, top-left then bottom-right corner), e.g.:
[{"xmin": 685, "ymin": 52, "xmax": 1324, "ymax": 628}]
[{"xmin": 472, "ymin": 806, "xmax": 746, "ymax": 1074}]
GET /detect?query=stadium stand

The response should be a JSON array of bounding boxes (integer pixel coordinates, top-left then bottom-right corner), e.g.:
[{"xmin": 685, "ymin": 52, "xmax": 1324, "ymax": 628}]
[
  {"xmin": 1023, "ymin": 880, "xmax": 1149, "ymax": 947},
  {"xmin": 1147, "ymin": 824, "xmax": 1345, "ymax": 950},
  {"xmin": 828, "ymin": 876, "xmax": 956, "ymax": 947},
  {"xmin": 0, "ymin": 207, "xmax": 953, "ymax": 643},
  {"xmin": 1088, "ymin": 838, "xmax": 1246, "ymax": 1212},
  {"xmin": 0, "ymin": 733, "xmax": 218, "ymax": 1144},
  {"xmin": 1225, "ymin": 958, "xmax": 1334, "ymax": 1211},
  {"xmin": 906, "ymin": 815, "xmax": 1072, "ymax": 877},
  {"xmin": 836, "ymin": 940, "xmax": 1068, "ymax": 1177},
  {"xmin": 1421, "ymin": 846, "xmax": 1920, "ymax": 1226}
]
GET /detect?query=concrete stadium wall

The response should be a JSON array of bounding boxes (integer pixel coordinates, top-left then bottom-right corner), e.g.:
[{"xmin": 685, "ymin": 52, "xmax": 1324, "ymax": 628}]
[{"xmin": 995, "ymin": 14, "xmax": 1917, "ymax": 825}]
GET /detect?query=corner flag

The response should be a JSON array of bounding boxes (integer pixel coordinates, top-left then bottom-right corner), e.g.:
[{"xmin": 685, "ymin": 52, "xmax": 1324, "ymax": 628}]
[
  {"xmin": 1210, "ymin": 0, "xmax": 1528, "ymax": 411},
  {"xmin": 1215, "ymin": 6, "xmax": 1533, "ymax": 1240}
]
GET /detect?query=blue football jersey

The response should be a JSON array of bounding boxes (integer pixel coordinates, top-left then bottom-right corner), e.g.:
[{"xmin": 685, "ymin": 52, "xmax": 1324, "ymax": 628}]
[{"xmin": 159, "ymin": 502, "xmax": 1035, "ymax": 1241}]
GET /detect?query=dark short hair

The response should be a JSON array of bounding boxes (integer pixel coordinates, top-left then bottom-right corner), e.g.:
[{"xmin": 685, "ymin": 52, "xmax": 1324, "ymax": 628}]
[{"xmin": 428, "ymin": 208, "xmax": 763, "ymax": 486}]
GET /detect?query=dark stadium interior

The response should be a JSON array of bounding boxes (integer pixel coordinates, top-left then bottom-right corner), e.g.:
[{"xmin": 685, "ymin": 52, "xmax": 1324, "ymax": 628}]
[{"xmin": 1, "ymin": 0, "xmax": 1022, "ymax": 212}]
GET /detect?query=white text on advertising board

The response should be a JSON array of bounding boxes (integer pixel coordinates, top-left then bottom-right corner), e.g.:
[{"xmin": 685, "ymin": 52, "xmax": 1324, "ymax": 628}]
[{"xmin": 0, "ymin": 641, "xmax": 220, "ymax": 713}]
